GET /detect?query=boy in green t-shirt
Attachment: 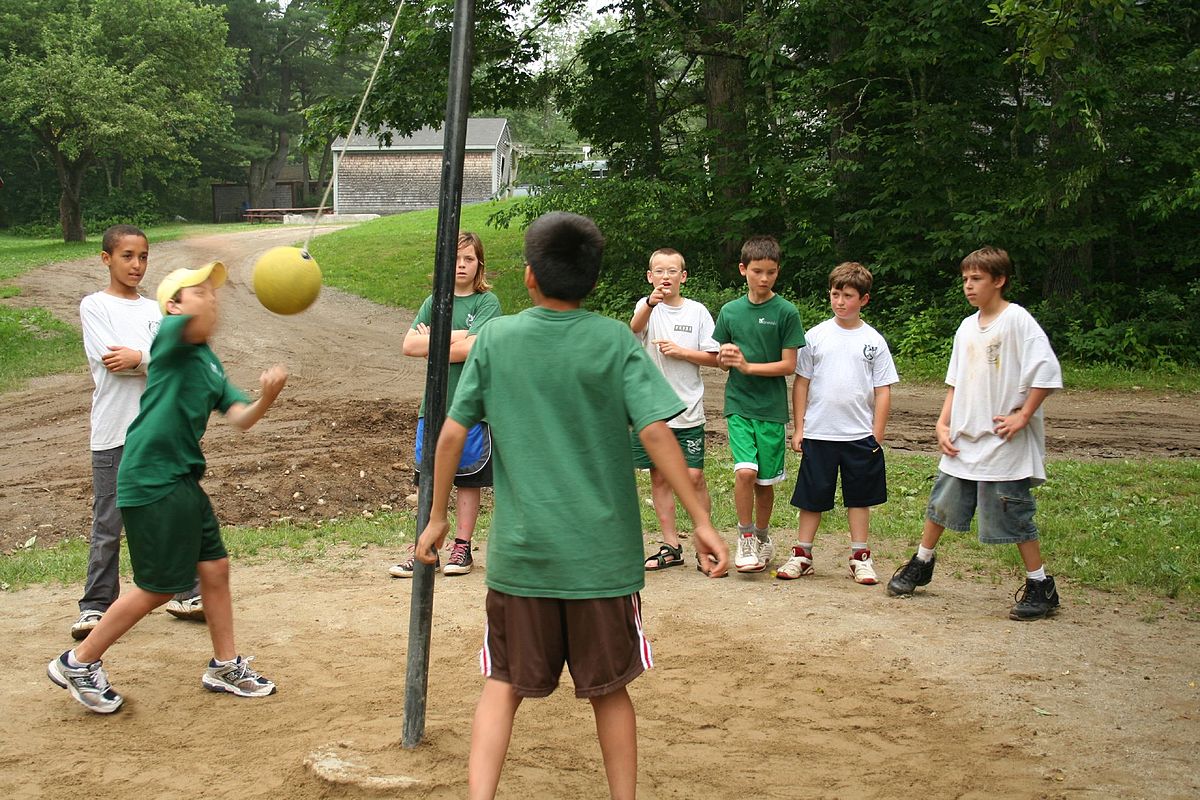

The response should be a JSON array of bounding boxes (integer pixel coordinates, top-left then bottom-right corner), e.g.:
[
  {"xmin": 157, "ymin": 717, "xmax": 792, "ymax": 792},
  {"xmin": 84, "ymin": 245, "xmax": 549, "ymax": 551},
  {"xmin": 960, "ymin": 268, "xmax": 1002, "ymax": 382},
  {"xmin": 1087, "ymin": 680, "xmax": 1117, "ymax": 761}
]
[
  {"xmin": 416, "ymin": 212, "xmax": 729, "ymax": 799},
  {"xmin": 713, "ymin": 235, "xmax": 806, "ymax": 574},
  {"xmin": 48, "ymin": 261, "xmax": 287, "ymax": 714}
]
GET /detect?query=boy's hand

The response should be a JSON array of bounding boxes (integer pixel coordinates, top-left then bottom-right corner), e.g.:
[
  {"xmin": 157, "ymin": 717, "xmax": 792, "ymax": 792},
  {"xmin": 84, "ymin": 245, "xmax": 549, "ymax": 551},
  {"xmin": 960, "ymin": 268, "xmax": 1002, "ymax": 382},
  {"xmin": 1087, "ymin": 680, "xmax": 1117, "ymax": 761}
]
[
  {"xmin": 790, "ymin": 427, "xmax": 804, "ymax": 452},
  {"xmin": 653, "ymin": 339, "xmax": 685, "ymax": 360},
  {"xmin": 936, "ymin": 422, "xmax": 959, "ymax": 457},
  {"xmin": 101, "ymin": 345, "xmax": 142, "ymax": 372},
  {"xmin": 647, "ymin": 285, "xmax": 666, "ymax": 307},
  {"xmin": 414, "ymin": 322, "xmax": 430, "ymax": 335},
  {"xmin": 718, "ymin": 343, "xmax": 746, "ymax": 372},
  {"xmin": 259, "ymin": 365, "xmax": 288, "ymax": 400},
  {"xmin": 415, "ymin": 519, "xmax": 448, "ymax": 564},
  {"xmin": 692, "ymin": 523, "xmax": 728, "ymax": 578},
  {"xmin": 993, "ymin": 411, "xmax": 1029, "ymax": 441}
]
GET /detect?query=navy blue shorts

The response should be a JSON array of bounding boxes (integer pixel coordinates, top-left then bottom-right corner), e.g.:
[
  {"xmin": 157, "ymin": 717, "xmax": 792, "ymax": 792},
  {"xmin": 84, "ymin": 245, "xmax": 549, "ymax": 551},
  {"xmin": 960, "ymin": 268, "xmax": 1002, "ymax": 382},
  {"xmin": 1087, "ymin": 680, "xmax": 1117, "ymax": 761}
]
[{"xmin": 790, "ymin": 436, "xmax": 887, "ymax": 511}]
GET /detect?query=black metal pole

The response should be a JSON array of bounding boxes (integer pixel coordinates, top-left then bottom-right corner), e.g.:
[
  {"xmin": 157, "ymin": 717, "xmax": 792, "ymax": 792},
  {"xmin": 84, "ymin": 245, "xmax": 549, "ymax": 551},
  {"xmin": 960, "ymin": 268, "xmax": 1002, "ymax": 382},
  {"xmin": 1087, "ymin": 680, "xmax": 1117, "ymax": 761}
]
[{"xmin": 403, "ymin": 0, "xmax": 475, "ymax": 750}]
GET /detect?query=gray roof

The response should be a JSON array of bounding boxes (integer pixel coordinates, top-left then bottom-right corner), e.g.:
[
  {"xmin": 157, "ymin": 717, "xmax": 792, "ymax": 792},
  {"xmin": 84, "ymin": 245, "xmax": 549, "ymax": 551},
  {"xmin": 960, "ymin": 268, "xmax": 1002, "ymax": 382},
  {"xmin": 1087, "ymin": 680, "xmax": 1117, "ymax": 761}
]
[{"xmin": 334, "ymin": 118, "xmax": 508, "ymax": 151}]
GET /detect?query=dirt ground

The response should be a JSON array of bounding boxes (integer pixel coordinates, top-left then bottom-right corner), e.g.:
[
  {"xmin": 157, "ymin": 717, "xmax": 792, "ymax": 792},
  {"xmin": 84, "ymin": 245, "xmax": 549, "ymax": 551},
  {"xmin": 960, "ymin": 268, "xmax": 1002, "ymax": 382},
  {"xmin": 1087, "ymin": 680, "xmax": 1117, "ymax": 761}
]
[{"xmin": 1, "ymin": 228, "xmax": 1198, "ymax": 799}]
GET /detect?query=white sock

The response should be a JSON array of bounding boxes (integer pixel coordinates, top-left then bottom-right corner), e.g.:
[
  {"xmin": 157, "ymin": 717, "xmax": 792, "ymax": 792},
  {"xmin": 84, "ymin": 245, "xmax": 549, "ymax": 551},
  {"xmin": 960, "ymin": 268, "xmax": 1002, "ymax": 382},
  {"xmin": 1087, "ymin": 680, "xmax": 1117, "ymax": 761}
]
[
  {"xmin": 65, "ymin": 649, "xmax": 89, "ymax": 668},
  {"xmin": 917, "ymin": 545, "xmax": 936, "ymax": 563},
  {"xmin": 1026, "ymin": 565, "xmax": 1047, "ymax": 581},
  {"xmin": 754, "ymin": 526, "xmax": 770, "ymax": 542},
  {"xmin": 851, "ymin": 543, "xmax": 868, "ymax": 554}
]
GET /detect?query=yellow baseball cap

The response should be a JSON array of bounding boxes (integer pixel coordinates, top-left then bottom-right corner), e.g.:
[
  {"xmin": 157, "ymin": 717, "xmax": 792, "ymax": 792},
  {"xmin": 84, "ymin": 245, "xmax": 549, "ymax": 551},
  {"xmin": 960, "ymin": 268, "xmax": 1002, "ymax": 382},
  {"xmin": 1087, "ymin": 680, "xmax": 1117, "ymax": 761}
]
[{"xmin": 157, "ymin": 261, "xmax": 227, "ymax": 314}]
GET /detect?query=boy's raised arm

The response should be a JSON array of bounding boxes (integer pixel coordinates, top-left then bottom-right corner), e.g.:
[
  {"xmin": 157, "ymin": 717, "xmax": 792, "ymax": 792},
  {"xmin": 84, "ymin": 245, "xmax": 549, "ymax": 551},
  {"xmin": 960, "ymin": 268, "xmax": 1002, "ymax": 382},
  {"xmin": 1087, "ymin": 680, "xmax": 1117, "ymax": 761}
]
[{"xmin": 225, "ymin": 366, "xmax": 288, "ymax": 431}]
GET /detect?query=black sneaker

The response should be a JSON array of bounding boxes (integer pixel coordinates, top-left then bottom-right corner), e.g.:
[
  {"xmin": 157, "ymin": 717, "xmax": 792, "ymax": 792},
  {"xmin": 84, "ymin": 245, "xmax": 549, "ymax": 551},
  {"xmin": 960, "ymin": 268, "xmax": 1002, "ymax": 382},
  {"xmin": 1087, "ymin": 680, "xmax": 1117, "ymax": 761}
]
[
  {"xmin": 1009, "ymin": 576, "xmax": 1060, "ymax": 620},
  {"xmin": 442, "ymin": 538, "xmax": 473, "ymax": 576},
  {"xmin": 886, "ymin": 553, "xmax": 936, "ymax": 596}
]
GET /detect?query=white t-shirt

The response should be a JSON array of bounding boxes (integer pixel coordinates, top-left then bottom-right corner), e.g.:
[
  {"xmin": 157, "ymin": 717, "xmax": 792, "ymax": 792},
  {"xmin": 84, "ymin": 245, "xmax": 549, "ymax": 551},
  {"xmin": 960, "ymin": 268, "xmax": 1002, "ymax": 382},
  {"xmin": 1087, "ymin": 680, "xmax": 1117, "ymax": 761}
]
[
  {"xmin": 795, "ymin": 318, "xmax": 899, "ymax": 440},
  {"xmin": 633, "ymin": 297, "xmax": 719, "ymax": 429},
  {"xmin": 80, "ymin": 291, "xmax": 161, "ymax": 451},
  {"xmin": 940, "ymin": 303, "xmax": 1062, "ymax": 483}
]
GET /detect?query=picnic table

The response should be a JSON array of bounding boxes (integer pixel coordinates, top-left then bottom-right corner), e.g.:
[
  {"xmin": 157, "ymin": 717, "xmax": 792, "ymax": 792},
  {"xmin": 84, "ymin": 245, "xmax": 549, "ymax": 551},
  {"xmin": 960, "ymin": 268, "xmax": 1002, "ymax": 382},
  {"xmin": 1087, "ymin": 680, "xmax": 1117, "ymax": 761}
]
[{"xmin": 243, "ymin": 207, "xmax": 329, "ymax": 223}]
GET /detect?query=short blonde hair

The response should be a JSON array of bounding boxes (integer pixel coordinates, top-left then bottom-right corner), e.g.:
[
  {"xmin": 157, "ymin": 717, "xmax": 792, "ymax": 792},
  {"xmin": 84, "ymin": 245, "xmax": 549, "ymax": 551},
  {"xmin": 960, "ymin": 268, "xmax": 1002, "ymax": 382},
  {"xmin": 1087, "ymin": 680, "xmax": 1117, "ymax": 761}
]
[{"xmin": 648, "ymin": 247, "xmax": 686, "ymax": 271}]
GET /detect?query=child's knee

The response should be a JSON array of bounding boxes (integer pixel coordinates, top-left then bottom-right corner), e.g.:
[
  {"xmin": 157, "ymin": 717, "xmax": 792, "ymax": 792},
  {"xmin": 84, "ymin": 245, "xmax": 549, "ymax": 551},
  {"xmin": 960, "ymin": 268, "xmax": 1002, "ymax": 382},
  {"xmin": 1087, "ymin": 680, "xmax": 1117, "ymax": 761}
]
[{"xmin": 734, "ymin": 469, "xmax": 757, "ymax": 486}]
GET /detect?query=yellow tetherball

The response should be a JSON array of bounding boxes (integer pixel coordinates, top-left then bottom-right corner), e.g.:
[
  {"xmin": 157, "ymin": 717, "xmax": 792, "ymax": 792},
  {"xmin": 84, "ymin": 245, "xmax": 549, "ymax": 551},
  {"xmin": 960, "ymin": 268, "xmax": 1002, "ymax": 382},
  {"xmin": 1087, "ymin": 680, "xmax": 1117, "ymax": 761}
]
[{"xmin": 252, "ymin": 246, "xmax": 322, "ymax": 315}]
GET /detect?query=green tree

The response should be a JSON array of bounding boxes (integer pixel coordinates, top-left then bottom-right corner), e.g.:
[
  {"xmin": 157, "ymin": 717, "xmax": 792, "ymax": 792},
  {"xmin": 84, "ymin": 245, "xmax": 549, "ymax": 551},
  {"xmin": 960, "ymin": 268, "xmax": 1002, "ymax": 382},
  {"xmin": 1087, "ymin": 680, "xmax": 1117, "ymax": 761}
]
[{"xmin": 0, "ymin": 0, "xmax": 235, "ymax": 241}]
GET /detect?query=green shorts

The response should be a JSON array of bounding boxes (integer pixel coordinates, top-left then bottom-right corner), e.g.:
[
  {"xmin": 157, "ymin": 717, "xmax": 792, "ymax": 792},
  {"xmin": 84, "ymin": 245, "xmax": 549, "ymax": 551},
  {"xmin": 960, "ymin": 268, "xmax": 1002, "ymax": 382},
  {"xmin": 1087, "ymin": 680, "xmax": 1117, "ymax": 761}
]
[
  {"xmin": 121, "ymin": 477, "xmax": 227, "ymax": 594},
  {"xmin": 726, "ymin": 415, "xmax": 787, "ymax": 485},
  {"xmin": 630, "ymin": 425, "xmax": 706, "ymax": 470}
]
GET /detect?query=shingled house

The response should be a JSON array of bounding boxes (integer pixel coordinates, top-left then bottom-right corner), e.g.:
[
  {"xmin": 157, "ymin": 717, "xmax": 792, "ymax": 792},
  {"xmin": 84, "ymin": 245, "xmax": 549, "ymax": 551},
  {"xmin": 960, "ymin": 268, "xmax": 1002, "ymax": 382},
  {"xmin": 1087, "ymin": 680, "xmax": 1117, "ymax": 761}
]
[{"xmin": 331, "ymin": 118, "xmax": 514, "ymax": 215}]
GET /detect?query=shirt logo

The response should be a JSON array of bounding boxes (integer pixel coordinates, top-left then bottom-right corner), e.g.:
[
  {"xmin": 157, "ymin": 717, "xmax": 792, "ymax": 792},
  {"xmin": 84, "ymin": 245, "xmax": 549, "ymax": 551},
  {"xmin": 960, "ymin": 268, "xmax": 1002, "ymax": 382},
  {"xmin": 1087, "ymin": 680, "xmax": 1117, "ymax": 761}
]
[
  {"xmin": 674, "ymin": 324, "xmax": 693, "ymax": 333},
  {"xmin": 758, "ymin": 318, "xmax": 777, "ymax": 326},
  {"xmin": 986, "ymin": 340, "xmax": 1001, "ymax": 365},
  {"xmin": 148, "ymin": 320, "xmax": 160, "ymax": 336},
  {"xmin": 862, "ymin": 344, "xmax": 878, "ymax": 362},
  {"xmin": 209, "ymin": 362, "xmax": 223, "ymax": 377}
]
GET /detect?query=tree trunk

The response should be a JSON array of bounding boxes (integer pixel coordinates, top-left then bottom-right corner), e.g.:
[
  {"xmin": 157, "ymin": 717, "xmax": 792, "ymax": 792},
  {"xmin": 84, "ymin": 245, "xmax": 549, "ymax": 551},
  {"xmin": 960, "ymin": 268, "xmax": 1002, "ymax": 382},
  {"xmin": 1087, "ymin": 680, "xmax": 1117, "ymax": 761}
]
[
  {"xmin": 53, "ymin": 150, "xmax": 88, "ymax": 242},
  {"xmin": 700, "ymin": 0, "xmax": 749, "ymax": 279},
  {"xmin": 633, "ymin": 1, "xmax": 662, "ymax": 176}
]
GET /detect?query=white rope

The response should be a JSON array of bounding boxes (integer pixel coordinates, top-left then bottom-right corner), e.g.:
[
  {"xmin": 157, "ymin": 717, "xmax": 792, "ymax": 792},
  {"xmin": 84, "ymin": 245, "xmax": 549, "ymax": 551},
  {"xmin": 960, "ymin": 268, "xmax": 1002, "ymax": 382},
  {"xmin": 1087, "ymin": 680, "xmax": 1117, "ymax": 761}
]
[{"xmin": 304, "ymin": 0, "xmax": 406, "ymax": 253}]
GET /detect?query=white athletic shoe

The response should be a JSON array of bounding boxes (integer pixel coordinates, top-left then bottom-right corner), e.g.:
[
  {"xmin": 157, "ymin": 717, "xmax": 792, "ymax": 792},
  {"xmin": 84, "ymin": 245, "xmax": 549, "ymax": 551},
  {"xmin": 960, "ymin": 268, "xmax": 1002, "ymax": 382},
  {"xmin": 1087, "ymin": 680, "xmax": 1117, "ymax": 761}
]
[
  {"xmin": 70, "ymin": 609, "xmax": 105, "ymax": 641},
  {"xmin": 776, "ymin": 547, "xmax": 815, "ymax": 580},
  {"xmin": 849, "ymin": 549, "xmax": 879, "ymax": 585},
  {"xmin": 757, "ymin": 535, "xmax": 775, "ymax": 568},
  {"xmin": 202, "ymin": 656, "xmax": 276, "ymax": 697},
  {"xmin": 165, "ymin": 596, "xmax": 206, "ymax": 621},
  {"xmin": 735, "ymin": 534, "xmax": 764, "ymax": 573},
  {"xmin": 47, "ymin": 652, "xmax": 124, "ymax": 714}
]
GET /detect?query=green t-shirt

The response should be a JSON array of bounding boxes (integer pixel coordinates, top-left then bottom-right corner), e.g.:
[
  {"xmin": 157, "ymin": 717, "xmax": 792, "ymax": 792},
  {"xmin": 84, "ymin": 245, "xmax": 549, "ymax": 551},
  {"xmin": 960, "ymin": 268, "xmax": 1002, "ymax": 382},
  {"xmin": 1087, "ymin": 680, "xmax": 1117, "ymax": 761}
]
[
  {"xmin": 448, "ymin": 307, "xmax": 685, "ymax": 599},
  {"xmin": 117, "ymin": 314, "xmax": 249, "ymax": 507},
  {"xmin": 413, "ymin": 291, "xmax": 501, "ymax": 417},
  {"xmin": 713, "ymin": 293, "xmax": 805, "ymax": 423}
]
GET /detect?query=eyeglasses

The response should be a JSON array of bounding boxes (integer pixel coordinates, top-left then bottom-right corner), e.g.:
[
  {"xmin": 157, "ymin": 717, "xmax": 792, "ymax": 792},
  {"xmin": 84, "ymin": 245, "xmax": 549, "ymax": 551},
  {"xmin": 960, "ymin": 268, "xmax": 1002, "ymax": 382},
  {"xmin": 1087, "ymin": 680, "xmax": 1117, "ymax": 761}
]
[{"xmin": 650, "ymin": 268, "xmax": 682, "ymax": 277}]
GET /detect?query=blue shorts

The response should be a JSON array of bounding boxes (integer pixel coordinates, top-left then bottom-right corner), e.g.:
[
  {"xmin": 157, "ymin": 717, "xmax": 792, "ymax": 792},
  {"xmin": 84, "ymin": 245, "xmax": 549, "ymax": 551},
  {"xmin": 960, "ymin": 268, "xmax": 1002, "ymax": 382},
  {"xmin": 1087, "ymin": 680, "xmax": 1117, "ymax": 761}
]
[
  {"xmin": 925, "ymin": 472, "xmax": 1039, "ymax": 545},
  {"xmin": 790, "ymin": 436, "xmax": 886, "ymax": 511}
]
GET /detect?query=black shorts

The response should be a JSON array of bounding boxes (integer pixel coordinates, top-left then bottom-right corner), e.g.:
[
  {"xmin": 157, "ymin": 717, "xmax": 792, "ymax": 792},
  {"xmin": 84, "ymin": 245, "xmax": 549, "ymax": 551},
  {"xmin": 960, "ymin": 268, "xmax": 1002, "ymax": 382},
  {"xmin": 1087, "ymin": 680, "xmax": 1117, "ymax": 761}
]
[
  {"xmin": 479, "ymin": 590, "xmax": 652, "ymax": 698},
  {"xmin": 790, "ymin": 436, "xmax": 887, "ymax": 512},
  {"xmin": 412, "ymin": 456, "xmax": 493, "ymax": 490}
]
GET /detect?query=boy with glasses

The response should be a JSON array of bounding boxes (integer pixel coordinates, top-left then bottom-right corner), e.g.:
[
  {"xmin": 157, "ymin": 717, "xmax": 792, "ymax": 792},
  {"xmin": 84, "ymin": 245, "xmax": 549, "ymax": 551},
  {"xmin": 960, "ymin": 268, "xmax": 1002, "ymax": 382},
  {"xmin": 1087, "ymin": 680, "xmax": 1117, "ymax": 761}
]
[{"xmin": 629, "ymin": 248, "xmax": 721, "ymax": 572}]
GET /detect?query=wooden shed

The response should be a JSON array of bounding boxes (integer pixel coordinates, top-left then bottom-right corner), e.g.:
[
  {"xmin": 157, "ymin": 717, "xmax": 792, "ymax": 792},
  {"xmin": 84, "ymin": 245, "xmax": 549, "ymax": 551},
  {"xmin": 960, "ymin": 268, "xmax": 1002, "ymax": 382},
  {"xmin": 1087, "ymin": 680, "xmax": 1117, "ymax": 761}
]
[{"xmin": 331, "ymin": 118, "xmax": 514, "ymax": 215}]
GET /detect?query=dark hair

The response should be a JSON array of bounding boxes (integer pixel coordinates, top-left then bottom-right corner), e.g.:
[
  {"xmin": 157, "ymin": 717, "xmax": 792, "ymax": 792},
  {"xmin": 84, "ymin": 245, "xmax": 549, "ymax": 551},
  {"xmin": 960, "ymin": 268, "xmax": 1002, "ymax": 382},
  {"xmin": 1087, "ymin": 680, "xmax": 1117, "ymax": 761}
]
[
  {"xmin": 523, "ymin": 212, "xmax": 605, "ymax": 301},
  {"xmin": 961, "ymin": 246, "xmax": 1012, "ymax": 293},
  {"xmin": 829, "ymin": 262, "xmax": 873, "ymax": 295},
  {"xmin": 740, "ymin": 235, "xmax": 781, "ymax": 265},
  {"xmin": 102, "ymin": 224, "xmax": 147, "ymax": 254}
]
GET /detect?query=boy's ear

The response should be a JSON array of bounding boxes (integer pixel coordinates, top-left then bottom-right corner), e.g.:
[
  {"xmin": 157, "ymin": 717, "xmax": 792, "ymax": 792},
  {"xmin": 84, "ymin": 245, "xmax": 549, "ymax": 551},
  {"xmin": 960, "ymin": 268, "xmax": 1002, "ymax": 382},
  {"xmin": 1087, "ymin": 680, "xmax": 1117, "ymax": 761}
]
[
  {"xmin": 100, "ymin": 250, "xmax": 112, "ymax": 266},
  {"xmin": 860, "ymin": 292, "xmax": 869, "ymax": 307},
  {"xmin": 523, "ymin": 264, "xmax": 537, "ymax": 290},
  {"xmin": 738, "ymin": 262, "xmax": 748, "ymax": 275}
]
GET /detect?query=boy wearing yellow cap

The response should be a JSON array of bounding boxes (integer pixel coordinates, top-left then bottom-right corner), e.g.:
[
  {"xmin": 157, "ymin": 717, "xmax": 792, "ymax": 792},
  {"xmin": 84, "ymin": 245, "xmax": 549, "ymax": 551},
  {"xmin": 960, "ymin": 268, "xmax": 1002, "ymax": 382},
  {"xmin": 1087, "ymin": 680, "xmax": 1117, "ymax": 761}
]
[{"xmin": 48, "ymin": 262, "xmax": 288, "ymax": 714}]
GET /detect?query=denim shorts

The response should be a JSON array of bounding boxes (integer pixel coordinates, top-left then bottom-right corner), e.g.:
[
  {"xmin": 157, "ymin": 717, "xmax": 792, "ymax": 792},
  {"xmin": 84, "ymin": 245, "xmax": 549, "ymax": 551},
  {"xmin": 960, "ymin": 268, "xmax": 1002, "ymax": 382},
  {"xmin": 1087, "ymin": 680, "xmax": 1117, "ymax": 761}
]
[{"xmin": 925, "ymin": 472, "xmax": 1039, "ymax": 545}]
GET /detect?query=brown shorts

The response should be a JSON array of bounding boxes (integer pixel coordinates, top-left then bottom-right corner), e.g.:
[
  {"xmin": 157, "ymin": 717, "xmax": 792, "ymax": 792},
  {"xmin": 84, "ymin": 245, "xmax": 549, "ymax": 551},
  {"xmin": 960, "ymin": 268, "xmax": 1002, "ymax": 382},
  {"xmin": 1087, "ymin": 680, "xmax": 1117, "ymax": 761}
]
[{"xmin": 480, "ymin": 589, "xmax": 652, "ymax": 698}]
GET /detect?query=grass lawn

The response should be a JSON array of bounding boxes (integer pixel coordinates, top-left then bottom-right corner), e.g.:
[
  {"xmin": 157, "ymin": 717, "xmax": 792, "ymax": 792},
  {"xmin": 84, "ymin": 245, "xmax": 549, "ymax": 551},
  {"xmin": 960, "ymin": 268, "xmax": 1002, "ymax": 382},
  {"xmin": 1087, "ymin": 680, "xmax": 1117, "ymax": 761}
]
[
  {"xmin": 0, "ymin": 222, "xmax": 249, "ymax": 283},
  {"xmin": 306, "ymin": 200, "xmax": 531, "ymax": 316},
  {"xmin": 3, "ymin": 449, "xmax": 1197, "ymax": 607}
]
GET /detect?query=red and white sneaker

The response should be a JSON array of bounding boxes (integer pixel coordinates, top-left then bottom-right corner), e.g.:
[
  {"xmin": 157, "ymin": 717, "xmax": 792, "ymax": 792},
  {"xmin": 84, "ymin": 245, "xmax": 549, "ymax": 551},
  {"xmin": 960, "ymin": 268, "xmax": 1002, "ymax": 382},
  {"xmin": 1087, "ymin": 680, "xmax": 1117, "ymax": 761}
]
[
  {"xmin": 442, "ymin": 538, "xmax": 474, "ymax": 576},
  {"xmin": 849, "ymin": 549, "xmax": 879, "ymax": 585},
  {"xmin": 776, "ymin": 547, "xmax": 814, "ymax": 580}
]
